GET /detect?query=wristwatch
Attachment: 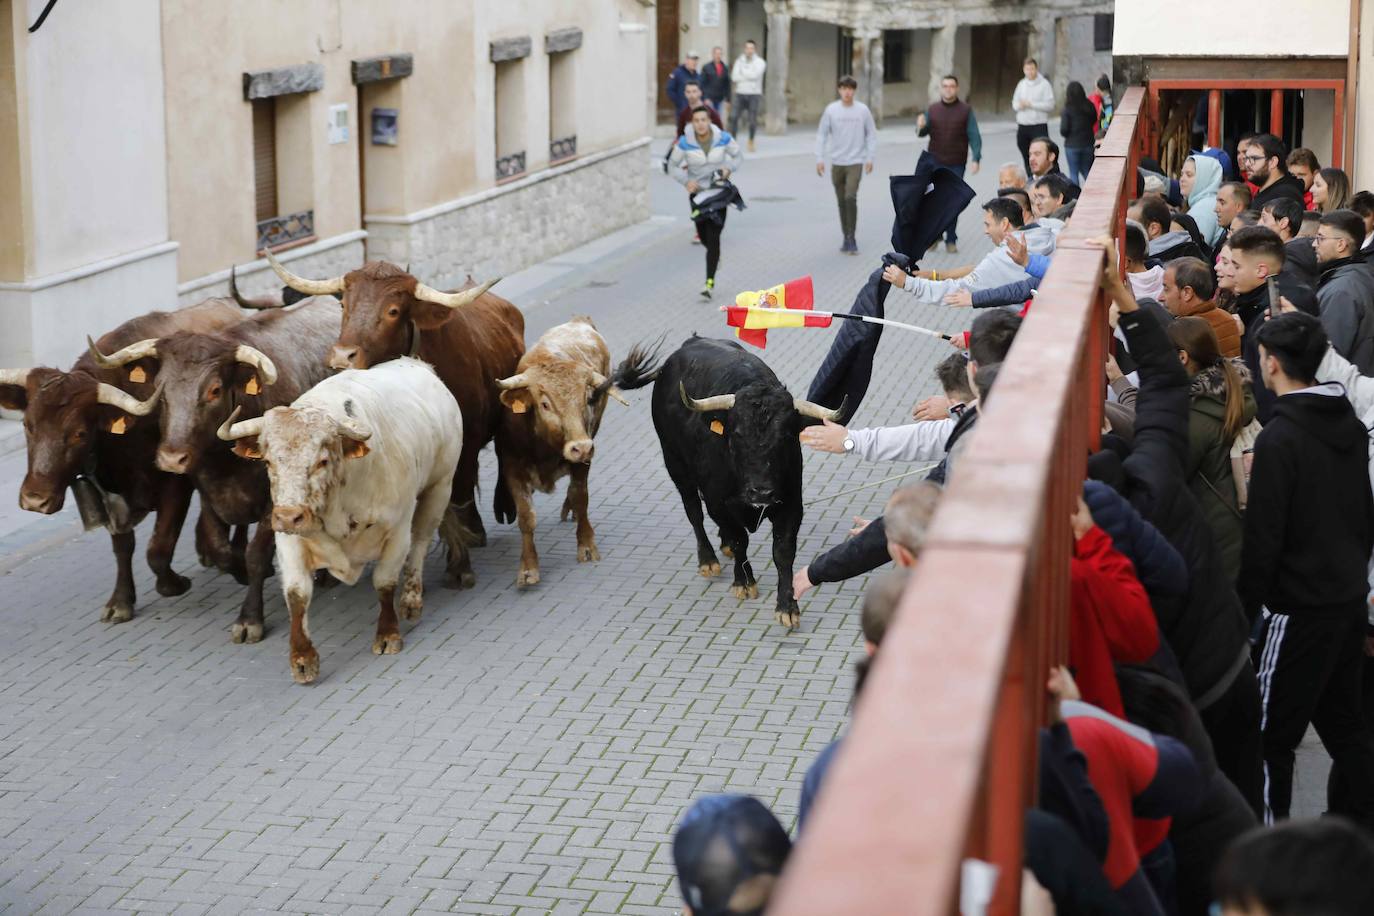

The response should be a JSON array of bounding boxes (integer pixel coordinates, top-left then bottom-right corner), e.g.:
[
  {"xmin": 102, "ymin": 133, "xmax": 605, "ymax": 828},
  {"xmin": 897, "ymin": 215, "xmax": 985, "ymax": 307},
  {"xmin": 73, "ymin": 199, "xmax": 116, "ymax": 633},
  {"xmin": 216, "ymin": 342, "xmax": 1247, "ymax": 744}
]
[{"xmin": 842, "ymin": 436, "xmax": 855, "ymax": 453}]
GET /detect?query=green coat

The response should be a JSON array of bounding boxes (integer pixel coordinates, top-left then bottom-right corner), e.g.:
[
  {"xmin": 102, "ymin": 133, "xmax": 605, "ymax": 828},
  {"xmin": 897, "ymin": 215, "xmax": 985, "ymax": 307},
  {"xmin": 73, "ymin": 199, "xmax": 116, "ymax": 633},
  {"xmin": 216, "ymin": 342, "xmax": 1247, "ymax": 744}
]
[{"xmin": 1184, "ymin": 363, "xmax": 1256, "ymax": 585}]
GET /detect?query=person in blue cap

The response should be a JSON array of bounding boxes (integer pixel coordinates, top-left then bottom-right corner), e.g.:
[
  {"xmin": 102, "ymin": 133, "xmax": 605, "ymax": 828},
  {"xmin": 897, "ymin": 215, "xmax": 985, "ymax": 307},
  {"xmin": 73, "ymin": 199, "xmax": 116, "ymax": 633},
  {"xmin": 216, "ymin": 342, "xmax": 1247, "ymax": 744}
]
[{"xmin": 673, "ymin": 794, "xmax": 791, "ymax": 916}]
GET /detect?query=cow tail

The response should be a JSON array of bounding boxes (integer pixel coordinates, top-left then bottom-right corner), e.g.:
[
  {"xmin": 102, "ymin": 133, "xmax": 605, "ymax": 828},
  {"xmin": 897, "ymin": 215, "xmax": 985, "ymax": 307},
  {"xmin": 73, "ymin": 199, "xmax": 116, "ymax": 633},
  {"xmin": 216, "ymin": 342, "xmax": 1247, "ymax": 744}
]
[
  {"xmin": 493, "ymin": 476, "xmax": 516, "ymax": 525},
  {"xmin": 609, "ymin": 336, "xmax": 665, "ymax": 392}
]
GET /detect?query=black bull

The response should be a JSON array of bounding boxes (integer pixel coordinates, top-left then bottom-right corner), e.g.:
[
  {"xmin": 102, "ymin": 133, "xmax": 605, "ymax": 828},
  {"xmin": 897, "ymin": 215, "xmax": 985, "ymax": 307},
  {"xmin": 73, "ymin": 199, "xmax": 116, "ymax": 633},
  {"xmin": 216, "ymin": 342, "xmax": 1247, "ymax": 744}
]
[{"xmin": 620, "ymin": 337, "xmax": 842, "ymax": 629}]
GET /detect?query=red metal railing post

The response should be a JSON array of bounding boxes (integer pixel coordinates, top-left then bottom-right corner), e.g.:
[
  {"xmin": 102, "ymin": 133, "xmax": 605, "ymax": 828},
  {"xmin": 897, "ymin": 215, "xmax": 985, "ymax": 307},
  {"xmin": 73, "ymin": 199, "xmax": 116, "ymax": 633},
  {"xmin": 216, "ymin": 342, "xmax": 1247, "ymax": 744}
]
[{"xmin": 1207, "ymin": 89, "xmax": 1222, "ymax": 149}]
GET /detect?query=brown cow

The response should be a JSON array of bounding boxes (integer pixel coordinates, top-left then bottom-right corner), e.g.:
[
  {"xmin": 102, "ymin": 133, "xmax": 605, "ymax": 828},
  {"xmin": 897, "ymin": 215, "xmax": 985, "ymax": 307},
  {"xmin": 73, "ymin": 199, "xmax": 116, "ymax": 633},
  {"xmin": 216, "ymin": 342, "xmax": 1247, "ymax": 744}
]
[
  {"xmin": 495, "ymin": 318, "xmax": 659, "ymax": 586},
  {"xmin": 92, "ymin": 298, "xmax": 341, "ymax": 643},
  {"xmin": 0, "ymin": 299, "xmax": 244, "ymax": 623},
  {"xmin": 264, "ymin": 253, "xmax": 524, "ymax": 589}
]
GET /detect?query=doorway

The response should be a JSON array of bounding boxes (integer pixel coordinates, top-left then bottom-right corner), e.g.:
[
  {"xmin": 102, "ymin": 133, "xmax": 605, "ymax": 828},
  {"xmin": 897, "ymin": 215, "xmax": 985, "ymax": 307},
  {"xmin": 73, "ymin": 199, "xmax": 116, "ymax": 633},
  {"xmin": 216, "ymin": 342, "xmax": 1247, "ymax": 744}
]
[{"xmin": 657, "ymin": 0, "xmax": 680, "ymax": 122}]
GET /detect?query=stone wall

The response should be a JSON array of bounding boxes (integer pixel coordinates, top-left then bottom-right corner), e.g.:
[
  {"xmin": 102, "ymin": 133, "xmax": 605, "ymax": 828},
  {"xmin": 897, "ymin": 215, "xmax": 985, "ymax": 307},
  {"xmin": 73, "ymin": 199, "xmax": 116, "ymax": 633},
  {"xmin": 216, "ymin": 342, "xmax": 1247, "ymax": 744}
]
[{"xmin": 363, "ymin": 139, "xmax": 651, "ymax": 291}]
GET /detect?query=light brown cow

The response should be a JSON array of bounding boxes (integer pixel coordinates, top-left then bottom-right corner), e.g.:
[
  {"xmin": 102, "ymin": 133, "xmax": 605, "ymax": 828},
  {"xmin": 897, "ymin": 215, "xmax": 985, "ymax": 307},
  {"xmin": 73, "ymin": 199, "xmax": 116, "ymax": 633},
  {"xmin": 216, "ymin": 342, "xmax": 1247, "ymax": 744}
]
[{"xmin": 494, "ymin": 318, "xmax": 658, "ymax": 586}]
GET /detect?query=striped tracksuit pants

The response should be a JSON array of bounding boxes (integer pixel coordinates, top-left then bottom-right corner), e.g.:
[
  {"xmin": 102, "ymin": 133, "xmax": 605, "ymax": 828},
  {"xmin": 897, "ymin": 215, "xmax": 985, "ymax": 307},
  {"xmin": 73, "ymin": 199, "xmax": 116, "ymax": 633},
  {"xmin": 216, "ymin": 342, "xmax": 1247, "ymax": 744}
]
[{"xmin": 1256, "ymin": 605, "xmax": 1374, "ymax": 826}]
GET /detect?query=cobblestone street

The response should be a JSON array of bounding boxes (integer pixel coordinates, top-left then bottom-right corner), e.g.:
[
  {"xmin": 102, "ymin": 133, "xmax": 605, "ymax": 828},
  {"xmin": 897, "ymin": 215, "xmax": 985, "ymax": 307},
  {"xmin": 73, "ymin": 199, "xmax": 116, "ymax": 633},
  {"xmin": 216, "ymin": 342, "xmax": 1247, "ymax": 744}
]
[{"xmin": 0, "ymin": 119, "xmax": 1327, "ymax": 915}]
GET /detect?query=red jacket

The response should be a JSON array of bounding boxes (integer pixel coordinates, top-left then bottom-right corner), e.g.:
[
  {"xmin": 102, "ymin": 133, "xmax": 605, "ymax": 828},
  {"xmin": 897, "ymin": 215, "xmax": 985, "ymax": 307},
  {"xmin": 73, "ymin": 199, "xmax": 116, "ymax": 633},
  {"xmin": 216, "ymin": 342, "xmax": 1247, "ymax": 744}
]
[{"xmin": 1069, "ymin": 526, "xmax": 1159, "ymax": 717}]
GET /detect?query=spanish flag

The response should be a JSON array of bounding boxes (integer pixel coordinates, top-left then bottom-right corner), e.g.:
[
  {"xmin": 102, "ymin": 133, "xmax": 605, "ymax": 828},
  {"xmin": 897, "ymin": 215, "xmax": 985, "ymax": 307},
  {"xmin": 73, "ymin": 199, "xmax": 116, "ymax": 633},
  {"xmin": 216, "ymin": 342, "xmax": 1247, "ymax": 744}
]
[{"xmin": 724, "ymin": 276, "xmax": 827, "ymax": 348}]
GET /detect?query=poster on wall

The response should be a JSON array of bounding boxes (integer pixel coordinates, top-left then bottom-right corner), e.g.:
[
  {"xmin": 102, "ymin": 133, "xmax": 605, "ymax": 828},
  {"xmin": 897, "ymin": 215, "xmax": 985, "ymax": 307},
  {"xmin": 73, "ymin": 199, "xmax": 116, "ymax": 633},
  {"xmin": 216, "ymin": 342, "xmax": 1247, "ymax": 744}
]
[
  {"xmin": 327, "ymin": 104, "xmax": 349, "ymax": 145},
  {"xmin": 699, "ymin": 0, "xmax": 720, "ymax": 28},
  {"xmin": 371, "ymin": 108, "xmax": 398, "ymax": 146}
]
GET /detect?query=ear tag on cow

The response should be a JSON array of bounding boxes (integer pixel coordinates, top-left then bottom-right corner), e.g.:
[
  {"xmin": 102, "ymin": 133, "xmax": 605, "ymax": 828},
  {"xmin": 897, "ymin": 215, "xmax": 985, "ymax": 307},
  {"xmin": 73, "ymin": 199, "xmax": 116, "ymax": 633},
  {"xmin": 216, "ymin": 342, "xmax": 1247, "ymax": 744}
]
[
  {"xmin": 245, "ymin": 376, "xmax": 260, "ymax": 396},
  {"xmin": 108, "ymin": 416, "xmax": 128, "ymax": 435},
  {"xmin": 710, "ymin": 420, "xmax": 724, "ymax": 435},
  {"xmin": 511, "ymin": 399, "xmax": 528, "ymax": 414},
  {"xmin": 127, "ymin": 366, "xmax": 147, "ymax": 384}
]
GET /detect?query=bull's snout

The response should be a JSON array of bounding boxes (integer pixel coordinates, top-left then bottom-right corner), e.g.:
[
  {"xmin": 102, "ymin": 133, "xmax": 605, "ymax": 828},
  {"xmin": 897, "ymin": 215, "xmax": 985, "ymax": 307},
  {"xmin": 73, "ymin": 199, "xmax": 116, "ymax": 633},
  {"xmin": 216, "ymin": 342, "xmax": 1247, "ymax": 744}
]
[
  {"xmin": 563, "ymin": 440, "xmax": 595, "ymax": 464},
  {"xmin": 156, "ymin": 447, "xmax": 192, "ymax": 475},
  {"xmin": 271, "ymin": 505, "xmax": 317, "ymax": 533},
  {"xmin": 329, "ymin": 345, "xmax": 363, "ymax": 371},
  {"xmin": 742, "ymin": 485, "xmax": 776, "ymax": 507},
  {"xmin": 18, "ymin": 484, "xmax": 62, "ymax": 514}
]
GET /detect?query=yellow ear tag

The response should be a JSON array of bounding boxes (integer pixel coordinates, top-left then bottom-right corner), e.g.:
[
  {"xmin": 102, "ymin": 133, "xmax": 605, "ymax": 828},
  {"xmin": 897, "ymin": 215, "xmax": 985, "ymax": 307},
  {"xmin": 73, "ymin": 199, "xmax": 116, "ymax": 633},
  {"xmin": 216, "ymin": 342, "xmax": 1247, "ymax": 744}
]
[
  {"xmin": 128, "ymin": 366, "xmax": 147, "ymax": 383},
  {"xmin": 245, "ymin": 377, "xmax": 260, "ymax": 396},
  {"xmin": 511, "ymin": 399, "xmax": 527, "ymax": 413},
  {"xmin": 109, "ymin": 416, "xmax": 127, "ymax": 435},
  {"xmin": 710, "ymin": 420, "xmax": 724, "ymax": 435}
]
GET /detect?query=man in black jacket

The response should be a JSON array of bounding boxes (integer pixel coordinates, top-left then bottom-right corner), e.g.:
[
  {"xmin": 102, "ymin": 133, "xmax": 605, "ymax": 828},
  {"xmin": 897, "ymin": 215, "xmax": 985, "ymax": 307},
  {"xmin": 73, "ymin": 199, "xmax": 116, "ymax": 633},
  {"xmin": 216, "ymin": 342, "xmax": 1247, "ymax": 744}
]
[
  {"xmin": 792, "ymin": 310, "xmax": 1020, "ymax": 597},
  {"xmin": 1244, "ymin": 133, "xmax": 1306, "ymax": 211},
  {"xmin": 1313, "ymin": 209, "xmax": 1374, "ymax": 374},
  {"xmin": 1227, "ymin": 226, "xmax": 1318, "ymax": 424},
  {"xmin": 1240, "ymin": 312, "xmax": 1374, "ymax": 828},
  {"xmin": 1260, "ymin": 197, "xmax": 1319, "ymax": 288},
  {"xmin": 1092, "ymin": 237, "xmax": 1263, "ymax": 815}
]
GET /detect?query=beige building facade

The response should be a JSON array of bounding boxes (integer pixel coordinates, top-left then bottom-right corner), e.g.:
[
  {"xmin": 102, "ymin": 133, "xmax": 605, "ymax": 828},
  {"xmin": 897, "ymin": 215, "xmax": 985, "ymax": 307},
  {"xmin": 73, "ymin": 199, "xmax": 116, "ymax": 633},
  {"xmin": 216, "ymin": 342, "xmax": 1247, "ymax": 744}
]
[{"xmin": 0, "ymin": 0, "xmax": 654, "ymax": 368}]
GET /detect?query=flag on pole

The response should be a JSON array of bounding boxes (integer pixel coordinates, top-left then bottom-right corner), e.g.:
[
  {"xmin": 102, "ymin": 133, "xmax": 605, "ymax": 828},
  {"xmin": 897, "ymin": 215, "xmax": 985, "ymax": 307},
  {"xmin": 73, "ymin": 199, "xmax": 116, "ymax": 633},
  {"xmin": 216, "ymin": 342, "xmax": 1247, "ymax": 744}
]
[{"xmin": 725, "ymin": 276, "xmax": 818, "ymax": 347}]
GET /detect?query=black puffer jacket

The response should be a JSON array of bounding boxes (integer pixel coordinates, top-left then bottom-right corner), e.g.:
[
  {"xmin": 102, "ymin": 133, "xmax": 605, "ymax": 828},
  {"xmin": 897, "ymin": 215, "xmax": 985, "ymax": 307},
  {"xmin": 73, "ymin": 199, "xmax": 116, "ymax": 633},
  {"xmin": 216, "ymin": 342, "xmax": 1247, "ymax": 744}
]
[
  {"xmin": 1235, "ymin": 274, "xmax": 1317, "ymax": 424},
  {"xmin": 1102, "ymin": 308, "xmax": 1252, "ymax": 707}
]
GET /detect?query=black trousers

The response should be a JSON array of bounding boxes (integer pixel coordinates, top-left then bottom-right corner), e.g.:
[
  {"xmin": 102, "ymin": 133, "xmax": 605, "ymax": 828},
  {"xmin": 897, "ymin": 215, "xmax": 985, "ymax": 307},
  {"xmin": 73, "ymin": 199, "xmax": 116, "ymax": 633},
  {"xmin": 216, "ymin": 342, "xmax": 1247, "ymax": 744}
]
[
  {"xmin": 696, "ymin": 213, "xmax": 726, "ymax": 281},
  {"xmin": 1256, "ymin": 606, "xmax": 1374, "ymax": 827},
  {"xmin": 1016, "ymin": 122, "xmax": 1049, "ymax": 175},
  {"xmin": 1198, "ymin": 657, "xmax": 1265, "ymax": 817}
]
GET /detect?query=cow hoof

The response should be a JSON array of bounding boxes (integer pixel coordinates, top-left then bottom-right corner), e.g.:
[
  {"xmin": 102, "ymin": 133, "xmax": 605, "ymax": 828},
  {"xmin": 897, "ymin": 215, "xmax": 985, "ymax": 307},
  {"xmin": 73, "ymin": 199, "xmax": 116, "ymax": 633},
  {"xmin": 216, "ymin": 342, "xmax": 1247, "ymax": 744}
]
[
  {"xmin": 560, "ymin": 504, "xmax": 572, "ymax": 523},
  {"xmin": 197, "ymin": 551, "xmax": 214, "ymax": 568},
  {"xmin": 314, "ymin": 570, "xmax": 338, "ymax": 590},
  {"xmin": 372, "ymin": 633, "xmax": 403, "ymax": 655},
  {"xmin": 731, "ymin": 583, "xmax": 760, "ymax": 600},
  {"xmin": 698, "ymin": 562, "xmax": 721, "ymax": 578},
  {"xmin": 156, "ymin": 573, "xmax": 191, "ymax": 597},
  {"xmin": 516, "ymin": 568, "xmax": 541, "ymax": 587},
  {"xmin": 398, "ymin": 585, "xmax": 424, "ymax": 621},
  {"xmin": 720, "ymin": 544, "xmax": 734, "ymax": 558},
  {"xmin": 775, "ymin": 605, "xmax": 801, "ymax": 630},
  {"xmin": 231, "ymin": 621, "xmax": 264, "ymax": 644},
  {"xmin": 466, "ymin": 530, "xmax": 488, "ymax": 548},
  {"xmin": 227, "ymin": 564, "xmax": 250, "ymax": 587},
  {"xmin": 100, "ymin": 600, "xmax": 134, "ymax": 624},
  {"xmin": 291, "ymin": 652, "xmax": 320, "ymax": 684},
  {"xmin": 443, "ymin": 569, "xmax": 476, "ymax": 590},
  {"xmin": 577, "ymin": 544, "xmax": 600, "ymax": 563}
]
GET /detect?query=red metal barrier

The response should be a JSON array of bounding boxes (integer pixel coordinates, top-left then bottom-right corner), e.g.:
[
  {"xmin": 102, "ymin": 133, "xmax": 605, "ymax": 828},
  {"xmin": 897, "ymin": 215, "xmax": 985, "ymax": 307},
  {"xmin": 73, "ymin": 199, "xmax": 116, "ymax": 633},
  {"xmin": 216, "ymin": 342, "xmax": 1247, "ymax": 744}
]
[{"xmin": 772, "ymin": 87, "xmax": 1146, "ymax": 915}]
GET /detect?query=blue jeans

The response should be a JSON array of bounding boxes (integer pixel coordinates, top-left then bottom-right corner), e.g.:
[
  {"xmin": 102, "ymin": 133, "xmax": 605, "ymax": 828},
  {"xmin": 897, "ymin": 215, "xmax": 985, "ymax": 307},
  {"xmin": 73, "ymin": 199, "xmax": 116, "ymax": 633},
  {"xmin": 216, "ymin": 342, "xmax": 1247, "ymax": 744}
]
[
  {"xmin": 941, "ymin": 164, "xmax": 965, "ymax": 243},
  {"xmin": 1064, "ymin": 146, "xmax": 1095, "ymax": 186}
]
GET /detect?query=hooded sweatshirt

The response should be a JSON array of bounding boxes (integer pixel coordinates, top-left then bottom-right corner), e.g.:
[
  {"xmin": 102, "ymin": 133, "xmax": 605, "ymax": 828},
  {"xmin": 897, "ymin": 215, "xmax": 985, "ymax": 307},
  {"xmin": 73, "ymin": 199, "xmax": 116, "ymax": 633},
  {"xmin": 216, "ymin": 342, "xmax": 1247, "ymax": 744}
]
[
  {"xmin": 1238, "ymin": 381, "xmax": 1374, "ymax": 618},
  {"xmin": 1147, "ymin": 231, "xmax": 1206, "ymax": 263},
  {"xmin": 894, "ymin": 244, "xmax": 1029, "ymax": 304},
  {"xmin": 1127, "ymin": 265, "xmax": 1165, "ymax": 302},
  {"xmin": 1185, "ymin": 155, "xmax": 1224, "ymax": 247}
]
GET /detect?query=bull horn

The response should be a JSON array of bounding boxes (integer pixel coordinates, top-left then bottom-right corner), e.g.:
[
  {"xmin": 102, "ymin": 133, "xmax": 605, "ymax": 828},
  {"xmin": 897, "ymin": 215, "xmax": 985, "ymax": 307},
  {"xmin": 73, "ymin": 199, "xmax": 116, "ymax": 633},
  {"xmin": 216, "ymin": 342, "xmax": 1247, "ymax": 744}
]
[
  {"xmin": 88, "ymin": 336, "xmax": 158, "ymax": 369},
  {"xmin": 96, "ymin": 380, "xmax": 163, "ymax": 416},
  {"xmin": 794, "ymin": 397, "xmax": 846, "ymax": 422},
  {"xmin": 233, "ymin": 345, "xmax": 278, "ymax": 386},
  {"xmin": 335, "ymin": 413, "xmax": 372, "ymax": 442},
  {"xmin": 589, "ymin": 372, "xmax": 630, "ymax": 406},
  {"xmin": 414, "ymin": 277, "xmax": 500, "ymax": 309},
  {"xmin": 0, "ymin": 368, "xmax": 30, "ymax": 388},
  {"xmin": 229, "ymin": 265, "xmax": 283, "ymax": 310},
  {"xmin": 263, "ymin": 249, "xmax": 346, "ymax": 296},
  {"xmin": 494, "ymin": 373, "xmax": 529, "ymax": 390},
  {"xmin": 216, "ymin": 405, "xmax": 265, "ymax": 442},
  {"xmin": 680, "ymin": 382, "xmax": 735, "ymax": 413}
]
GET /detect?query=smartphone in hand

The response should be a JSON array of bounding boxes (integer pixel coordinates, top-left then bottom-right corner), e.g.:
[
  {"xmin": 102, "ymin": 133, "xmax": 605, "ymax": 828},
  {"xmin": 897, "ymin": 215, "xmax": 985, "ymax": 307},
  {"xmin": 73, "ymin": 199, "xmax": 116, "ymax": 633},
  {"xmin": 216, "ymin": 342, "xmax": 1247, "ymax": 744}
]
[{"xmin": 1266, "ymin": 276, "xmax": 1280, "ymax": 320}]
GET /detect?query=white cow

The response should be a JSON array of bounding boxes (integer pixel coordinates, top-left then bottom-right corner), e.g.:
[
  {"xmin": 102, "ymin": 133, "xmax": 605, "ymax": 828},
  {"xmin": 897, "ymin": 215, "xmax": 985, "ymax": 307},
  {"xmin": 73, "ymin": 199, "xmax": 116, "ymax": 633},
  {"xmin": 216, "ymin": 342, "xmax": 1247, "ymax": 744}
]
[{"xmin": 217, "ymin": 357, "xmax": 461, "ymax": 683}]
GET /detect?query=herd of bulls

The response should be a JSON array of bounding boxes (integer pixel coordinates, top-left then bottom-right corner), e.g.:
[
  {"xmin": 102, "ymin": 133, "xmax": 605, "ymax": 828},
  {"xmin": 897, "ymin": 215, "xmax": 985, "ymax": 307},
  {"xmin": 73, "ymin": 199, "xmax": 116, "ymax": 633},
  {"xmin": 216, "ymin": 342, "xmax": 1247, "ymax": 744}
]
[{"xmin": 0, "ymin": 256, "xmax": 843, "ymax": 683}]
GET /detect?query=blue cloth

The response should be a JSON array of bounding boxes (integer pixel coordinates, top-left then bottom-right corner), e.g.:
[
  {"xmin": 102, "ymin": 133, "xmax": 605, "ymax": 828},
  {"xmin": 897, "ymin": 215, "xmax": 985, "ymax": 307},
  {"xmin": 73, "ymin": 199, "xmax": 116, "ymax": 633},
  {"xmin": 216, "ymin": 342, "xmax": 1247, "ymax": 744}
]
[
  {"xmin": 797, "ymin": 738, "xmax": 842, "ymax": 834},
  {"xmin": 1082, "ymin": 479, "xmax": 1189, "ymax": 599},
  {"xmin": 1064, "ymin": 146, "xmax": 1095, "ymax": 187},
  {"xmin": 665, "ymin": 64, "xmax": 696, "ymax": 113},
  {"xmin": 1027, "ymin": 253, "xmax": 1051, "ymax": 281},
  {"xmin": 972, "ymin": 277, "xmax": 1035, "ymax": 309}
]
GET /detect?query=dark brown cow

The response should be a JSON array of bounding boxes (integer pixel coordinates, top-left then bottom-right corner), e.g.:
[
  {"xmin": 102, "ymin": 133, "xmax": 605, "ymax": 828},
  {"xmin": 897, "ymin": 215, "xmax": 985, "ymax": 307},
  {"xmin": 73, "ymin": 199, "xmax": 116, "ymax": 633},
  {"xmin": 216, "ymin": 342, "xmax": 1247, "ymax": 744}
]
[
  {"xmin": 92, "ymin": 298, "xmax": 341, "ymax": 643},
  {"xmin": 494, "ymin": 318, "xmax": 658, "ymax": 586},
  {"xmin": 265, "ymin": 253, "xmax": 524, "ymax": 589},
  {"xmin": 0, "ymin": 299, "xmax": 244, "ymax": 622}
]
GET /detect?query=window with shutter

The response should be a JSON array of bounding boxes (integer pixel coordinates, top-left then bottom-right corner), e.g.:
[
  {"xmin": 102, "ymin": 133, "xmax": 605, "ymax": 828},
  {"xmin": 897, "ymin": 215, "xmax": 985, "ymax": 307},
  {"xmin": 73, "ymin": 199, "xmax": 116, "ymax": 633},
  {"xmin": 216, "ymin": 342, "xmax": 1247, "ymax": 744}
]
[{"xmin": 253, "ymin": 98, "xmax": 278, "ymax": 223}]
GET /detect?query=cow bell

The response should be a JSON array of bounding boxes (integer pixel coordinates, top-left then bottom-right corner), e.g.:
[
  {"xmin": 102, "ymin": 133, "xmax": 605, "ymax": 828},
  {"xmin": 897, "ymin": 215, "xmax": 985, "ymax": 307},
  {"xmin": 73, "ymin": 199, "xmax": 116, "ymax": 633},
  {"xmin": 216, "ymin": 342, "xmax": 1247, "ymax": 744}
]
[{"xmin": 70, "ymin": 477, "xmax": 109, "ymax": 531}]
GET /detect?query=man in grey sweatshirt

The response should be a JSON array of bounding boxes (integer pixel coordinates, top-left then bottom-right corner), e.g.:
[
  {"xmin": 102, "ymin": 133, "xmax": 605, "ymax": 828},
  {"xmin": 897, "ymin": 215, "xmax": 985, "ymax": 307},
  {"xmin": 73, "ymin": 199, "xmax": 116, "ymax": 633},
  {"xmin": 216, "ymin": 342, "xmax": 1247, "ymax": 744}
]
[{"xmin": 816, "ymin": 75, "xmax": 877, "ymax": 255}]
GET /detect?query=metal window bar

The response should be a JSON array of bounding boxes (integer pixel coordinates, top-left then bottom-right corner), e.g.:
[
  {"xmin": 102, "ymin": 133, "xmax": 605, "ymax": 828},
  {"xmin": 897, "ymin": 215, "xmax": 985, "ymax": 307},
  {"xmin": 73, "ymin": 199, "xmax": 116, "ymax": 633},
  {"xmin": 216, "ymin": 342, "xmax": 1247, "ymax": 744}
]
[
  {"xmin": 771, "ymin": 87, "xmax": 1145, "ymax": 916},
  {"xmin": 496, "ymin": 151, "xmax": 526, "ymax": 181},
  {"xmin": 550, "ymin": 135, "xmax": 577, "ymax": 163},
  {"xmin": 256, "ymin": 209, "xmax": 315, "ymax": 252}
]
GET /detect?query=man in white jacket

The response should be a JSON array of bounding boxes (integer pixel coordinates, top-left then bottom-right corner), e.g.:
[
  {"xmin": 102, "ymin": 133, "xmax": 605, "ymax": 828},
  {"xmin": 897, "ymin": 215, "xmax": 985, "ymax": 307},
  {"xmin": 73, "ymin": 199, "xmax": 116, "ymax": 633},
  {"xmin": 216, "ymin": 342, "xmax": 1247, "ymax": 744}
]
[
  {"xmin": 1012, "ymin": 57, "xmax": 1055, "ymax": 176},
  {"xmin": 881, "ymin": 198, "xmax": 1031, "ymax": 304},
  {"xmin": 730, "ymin": 39, "xmax": 767, "ymax": 152}
]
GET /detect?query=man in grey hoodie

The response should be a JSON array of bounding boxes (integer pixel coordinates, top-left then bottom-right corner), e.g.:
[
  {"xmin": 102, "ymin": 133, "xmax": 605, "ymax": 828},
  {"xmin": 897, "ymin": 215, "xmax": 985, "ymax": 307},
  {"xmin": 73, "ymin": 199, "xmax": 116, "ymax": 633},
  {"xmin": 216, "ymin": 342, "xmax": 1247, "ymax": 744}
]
[{"xmin": 881, "ymin": 198, "xmax": 1031, "ymax": 304}]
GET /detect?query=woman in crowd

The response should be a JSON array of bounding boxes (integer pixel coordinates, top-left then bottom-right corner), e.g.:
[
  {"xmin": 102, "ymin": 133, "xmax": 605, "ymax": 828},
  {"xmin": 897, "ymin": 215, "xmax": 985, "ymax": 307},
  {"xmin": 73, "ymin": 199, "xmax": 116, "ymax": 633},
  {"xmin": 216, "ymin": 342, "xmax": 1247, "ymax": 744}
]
[
  {"xmin": 1180, "ymin": 154, "xmax": 1224, "ymax": 246},
  {"xmin": 1312, "ymin": 166, "xmax": 1352, "ymax": 214},
  {"xmin": 1286, "ymin": 148, "xmax": 1320, "ymax": 210},
  {"xmin": 1059, "ymin": 81, "xmax": 1099, "ymax": 185},
  {"xmin": 1167, "ymin": 317, "xmax": 1255, "ymax": 583},
  {"xmin": 669, "ymin": 106, "xmax": 743, "ymax": 299}
]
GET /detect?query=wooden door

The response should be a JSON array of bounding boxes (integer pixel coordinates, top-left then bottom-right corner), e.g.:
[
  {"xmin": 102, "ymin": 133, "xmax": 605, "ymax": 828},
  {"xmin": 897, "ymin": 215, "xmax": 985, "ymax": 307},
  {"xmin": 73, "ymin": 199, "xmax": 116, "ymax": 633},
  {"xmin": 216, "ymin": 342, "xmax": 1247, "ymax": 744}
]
[{"xmin": 657, "ymin": 0, "xmax": 680, "ymax": 122}]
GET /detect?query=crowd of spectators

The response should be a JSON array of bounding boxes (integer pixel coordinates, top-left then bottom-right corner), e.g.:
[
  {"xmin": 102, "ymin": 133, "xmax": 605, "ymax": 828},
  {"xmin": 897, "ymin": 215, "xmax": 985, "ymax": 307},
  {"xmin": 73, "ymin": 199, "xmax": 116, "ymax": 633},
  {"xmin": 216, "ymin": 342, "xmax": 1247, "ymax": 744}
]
[{"xmin": 666, "ymin": 127, "xmax": 1374, "ymax": 915}]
